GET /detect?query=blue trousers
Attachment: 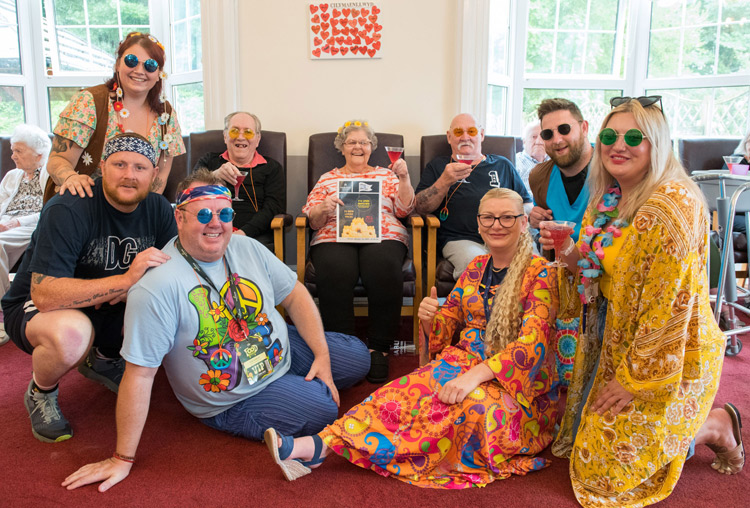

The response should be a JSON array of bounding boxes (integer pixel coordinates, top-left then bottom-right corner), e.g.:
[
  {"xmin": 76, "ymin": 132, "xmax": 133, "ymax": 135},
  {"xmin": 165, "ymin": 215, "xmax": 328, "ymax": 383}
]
[{"xmin": 200, "ymin": 325, "xmax": 370, "ymax": 440}]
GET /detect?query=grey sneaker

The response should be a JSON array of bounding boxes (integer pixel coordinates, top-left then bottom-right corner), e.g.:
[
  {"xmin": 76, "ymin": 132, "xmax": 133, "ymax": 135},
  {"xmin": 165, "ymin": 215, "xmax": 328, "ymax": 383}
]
[
  {"xmin": 24, "ymin": 380, "xmax": 72, "ymax": 443},
  {"xmin": 77, "ymin": 349, "xmax": 125, "ymax": 393}
]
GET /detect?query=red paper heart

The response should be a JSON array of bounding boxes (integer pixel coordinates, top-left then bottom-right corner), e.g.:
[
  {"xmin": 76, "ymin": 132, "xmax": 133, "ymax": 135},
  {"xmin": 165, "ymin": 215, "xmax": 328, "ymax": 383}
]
[
  {"xmin": 358, "ymin": 17, "xmax": 366, "ymax": 26},
  {"xmin": 340, "ymin": 26, "xmax": 349, "ymax": 36},
  {"xmin": 340, "ymin": 47, "xmax": 349, "ymax": 55},
  {"xmin": 348, "ymin": 19, "xmax": 357, "ymax": 28},
  {"xmin": 312, "ymin": 48, "xmax": 321, "ymax": 57},
  {"xmin": 327, "ymin": 37, "xmax": 335, "ymax": 45},
  {"xmin": 352, "ymin": 9, "xmax": 360, "ymax": 17},
  {"xmin": 361, "ymin": 8, "xmax": 370, "ymax": 16},
  {"xmin": 352, "ymin": 35, "xmax": 361, "ymax": 45},
  {"xmin": 311, "ymin": 14, "xmax": 320, "ymax": 23},
  {"xmin": 350, "ymin": 45, "xmax": 358, "ymax": 53},
  {"xmin": 313, "ymin": 37, "xmax": 322, "ymax": 46},
  {"xmin": 331, "ymin": 18, "xmax": 338, "ymax": 27},
  {"xmin": 365, "ymin": 35, "xmax": 373, "ymax": 44},
  {"xmin": 332, "ymin": 8, "xmax": 341, "ymax": 17},
  {"xmin": 373, "ymin": 32, "xmax": 381, "ymax": 41},
  {"xmin": 331, "ymin": 46, "xmax": 339, "ymax": 55},
  {"xmin": 336, "ymin": 36, "xmax": 344, "ymax": 45},
  {"xmin": 322, "ymin": 44, "xmax": 330, "ymax": 53},
  {"xmin": 345, "ymin": 36, "xmax": 353, "ymax": 45},
  {"xmin": 359, "ymin": 46, "xmax": 366, "ymax": 55},
  {"xmin": 332, "ymin": 26, "xmax": 340, "ymax": 35},
  {"xmin": 321, "ymin": 12, "xmax": 330, "ymax": 21},
  {"xmin": 373, "ymin": 23, "xmax": 382, "ymax": 32},
  {"xmin": 321, "ymin": 31, "xmax": 329, "ymax": 40},
  {"xmin": 358, "ymin": 29, "xmax": 367, "ymax": 37},
  {"xmin": 367, "ymin": 48, "xmax": 376, "ymax": 57},
  {"xmin": 320, "ymin": 3, "xmax": 328, "ymax": 12},
  {"xmin": 321, "ymin": 22, "xmax": 329, "ymax": 31},
  {"xmin": 372, "ymin": 41, "xmax": 381, "ymax": 50},
  {"xmin": 342, "ymin": 8, "xmax": 350, "ymax": 17},
  {"xmin": 365, "ymin": 23, "xmax": 373, "ymax": 32},
  {"xmin": 311, "ymin": 25, "xmax": 320, "ymax": 34},
  {"xmin": 372, "ymin": 6, "xmax": 380, "ymax": 14},
  {"xmin": 369, "ymin": 14, "xmax": 378, "ymax": 22},
  {"xmin": 310, "ymin": 5, "xmax": 318, "ymax": 14}
]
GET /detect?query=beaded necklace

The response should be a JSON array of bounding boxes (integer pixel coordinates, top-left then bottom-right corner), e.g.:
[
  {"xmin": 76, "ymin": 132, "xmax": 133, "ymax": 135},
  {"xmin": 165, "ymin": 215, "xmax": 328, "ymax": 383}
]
[{"xmin": 576, "ymin": 183, "xmax": 629, "ymax": 304}]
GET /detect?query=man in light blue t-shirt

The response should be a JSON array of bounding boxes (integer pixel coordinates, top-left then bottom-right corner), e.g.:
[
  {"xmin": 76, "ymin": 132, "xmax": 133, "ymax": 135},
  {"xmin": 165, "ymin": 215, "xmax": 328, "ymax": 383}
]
[{"xmin": 63, "ymin": 171, "xmax": 369, "ymax": 492}]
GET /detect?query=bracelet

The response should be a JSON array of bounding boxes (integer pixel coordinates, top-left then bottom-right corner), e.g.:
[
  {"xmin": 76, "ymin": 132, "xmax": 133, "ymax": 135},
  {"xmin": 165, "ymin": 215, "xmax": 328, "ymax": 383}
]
[
  {"xmin": 112, "ymin": 452, "xmax": 135, "ymax": 464},
  {"xmin": 63, "ymin": 173, "xmax": 78, "ymax": 182}
]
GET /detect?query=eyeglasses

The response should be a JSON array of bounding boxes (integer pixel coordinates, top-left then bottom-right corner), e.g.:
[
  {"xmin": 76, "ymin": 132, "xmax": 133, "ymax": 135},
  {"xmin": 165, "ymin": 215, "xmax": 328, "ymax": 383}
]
[
  {"xmin": 599, "ymin": 128, "xmax": 649, "ymax": 147},
  {"xmin": 343, "ymin": 140, "xmax": 371, "ymax": 147},
  {"xmin": 227, "ymin": 127, "xmax": 255, "ymax": 140},
  {"xmin": 610, "ymin": 95, "xmax": 663, "ymax": 110},
  {"xmin": 477, "ymin": 213, "xmax": 524, "ymax": 228},
  {"xmin": 181, "ymin": 207, "xmax": 236, "ymax": 224},
  {"xmin": 123, "ymin": 54, "xmax": 159, "ymax": 73},
  {"xmin": 540, "ymin": 123, "xmax": 579, "ymax": 141},
  {"xmin": 452, "ymin": 127, "xmax": 479, "ymax": 137}
]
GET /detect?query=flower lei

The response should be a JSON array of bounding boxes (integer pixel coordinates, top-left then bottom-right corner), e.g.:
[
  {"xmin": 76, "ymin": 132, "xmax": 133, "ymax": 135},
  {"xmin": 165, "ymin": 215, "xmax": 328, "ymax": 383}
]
[{"xmin": 577, "ymin": 184, "xmax": 629, "ymax": 303}]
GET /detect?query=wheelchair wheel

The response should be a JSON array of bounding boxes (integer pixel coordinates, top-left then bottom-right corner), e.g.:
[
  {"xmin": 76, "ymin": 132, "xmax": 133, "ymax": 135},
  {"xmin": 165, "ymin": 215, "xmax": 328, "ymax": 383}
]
[{"xmin": 725, "ymin": 337, "xmax": 743, "ymax": 356}]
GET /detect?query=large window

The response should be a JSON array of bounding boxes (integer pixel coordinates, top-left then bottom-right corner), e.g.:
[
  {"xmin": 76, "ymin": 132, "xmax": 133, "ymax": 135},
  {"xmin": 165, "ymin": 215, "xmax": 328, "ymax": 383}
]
[
  {"xmin": 486, "ymin": 0, "xmax": 750, "ymax": 139},
  {"xmin": 0, "ymin": 0, "xmax": 205, "ymax": 136}
]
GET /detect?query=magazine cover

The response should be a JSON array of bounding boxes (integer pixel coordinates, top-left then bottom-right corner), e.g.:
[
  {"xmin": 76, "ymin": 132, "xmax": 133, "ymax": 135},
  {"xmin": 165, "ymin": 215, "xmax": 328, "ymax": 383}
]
[{"xmin": 337, "ymin": 179, "xmax": 381, "ymax": 242}]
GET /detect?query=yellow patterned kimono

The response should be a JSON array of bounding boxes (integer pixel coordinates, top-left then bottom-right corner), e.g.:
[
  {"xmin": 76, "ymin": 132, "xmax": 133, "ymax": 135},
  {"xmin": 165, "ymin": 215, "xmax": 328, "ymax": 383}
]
[{"xmin": 552, "ymin": 181, "xmax": 726, "ymax": 507}]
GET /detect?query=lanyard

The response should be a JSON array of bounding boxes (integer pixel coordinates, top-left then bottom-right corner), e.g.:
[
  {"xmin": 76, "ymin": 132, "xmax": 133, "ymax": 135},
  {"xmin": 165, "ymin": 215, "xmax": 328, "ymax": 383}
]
[{"xmin": 175, "ymin": 239, "xmax": 245, "ymax": 324}]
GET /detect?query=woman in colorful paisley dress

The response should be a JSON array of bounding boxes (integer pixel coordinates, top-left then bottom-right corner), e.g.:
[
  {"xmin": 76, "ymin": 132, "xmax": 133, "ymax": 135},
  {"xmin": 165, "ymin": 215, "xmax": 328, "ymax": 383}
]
[
  {"xmin": 540, "ymin": 97, "xmax": 744, "ymax": 507},
  {"xmin": 266, "ymin": 188, "xmax": 561, "ymax": 488}
]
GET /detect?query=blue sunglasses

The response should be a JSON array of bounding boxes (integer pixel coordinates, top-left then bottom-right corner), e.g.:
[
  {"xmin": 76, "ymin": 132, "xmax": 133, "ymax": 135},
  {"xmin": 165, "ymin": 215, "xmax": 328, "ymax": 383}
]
[
  {"xmin": 182, "ymin": 207, "xmax": 236, "ymax": 224},
  {"xmin": 123, "ymin": 53, "xmax": 159, "ymax": 73}
]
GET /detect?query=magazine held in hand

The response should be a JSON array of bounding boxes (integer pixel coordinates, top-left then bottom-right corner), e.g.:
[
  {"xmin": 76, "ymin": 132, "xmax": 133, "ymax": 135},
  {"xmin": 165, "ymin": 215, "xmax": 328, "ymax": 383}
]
[{"xmin": 337, "ymin": 179, "xmax": 381, "ymax": 242}]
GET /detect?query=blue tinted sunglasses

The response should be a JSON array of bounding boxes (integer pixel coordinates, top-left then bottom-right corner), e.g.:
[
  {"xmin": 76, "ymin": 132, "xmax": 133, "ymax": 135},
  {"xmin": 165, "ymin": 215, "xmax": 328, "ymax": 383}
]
[
  {"xmin": 123, "ymin": 53, "xmax": 159, "ymax": 73},
  {"xmin": 182, "ymin": 207, "xmax": 235, "ymax": 224}
]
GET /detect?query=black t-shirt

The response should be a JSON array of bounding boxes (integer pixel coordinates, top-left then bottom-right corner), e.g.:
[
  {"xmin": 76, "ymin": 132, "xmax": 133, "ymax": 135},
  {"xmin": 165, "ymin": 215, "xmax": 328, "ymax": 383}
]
[
  {"xmin": 193, "ymin": 152, "xmax": 285, "ymax": 238},
  {"xmin": 2, "ymin": 179, "xmax": 177, "ymax": 314},
  {"xmin": 560, "ymin": 164, "xmax": 589, "ymax": 205},
  {"xmin": 416, "ymin": 154, "xmax": 531, "ymax": 250}
]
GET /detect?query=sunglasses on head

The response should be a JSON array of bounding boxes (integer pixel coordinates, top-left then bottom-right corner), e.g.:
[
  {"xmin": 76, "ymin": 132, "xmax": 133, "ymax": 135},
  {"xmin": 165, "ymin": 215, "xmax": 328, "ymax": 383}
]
[
  {"xmin": 599, "ymin": 128, "xmax": 649, "ymax": 147},
  {"xmin": 227, "ymin": 127, "xmax": 255, "ymax": 140},
  {"xmin": 452, "ymin": 127, "xmax": 479, "ymax": 137},
  {"xmin": 182, "ymin": 207, "xmax": 236, "ymax": 224},
  {"xmin": 540, "ymin": 123, "xmax": 578, "ymax": 140},
  {"xmin": 123, "ymin": 53, "xmax": 159, "ymax": 73},
  {"xmin": 609, "ymin": 95, "xmax": 663, "ymax": 110}
]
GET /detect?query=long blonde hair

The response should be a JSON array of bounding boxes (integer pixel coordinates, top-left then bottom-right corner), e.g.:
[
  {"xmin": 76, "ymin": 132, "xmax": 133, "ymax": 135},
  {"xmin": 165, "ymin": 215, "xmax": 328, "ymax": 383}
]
[
  {"xmin": 480, "ymin": 188, "xmax": 534, "ymax": 355},
  {"xmin": 588, "ymin": 99, "xmax": 705, "ymax": 221}
]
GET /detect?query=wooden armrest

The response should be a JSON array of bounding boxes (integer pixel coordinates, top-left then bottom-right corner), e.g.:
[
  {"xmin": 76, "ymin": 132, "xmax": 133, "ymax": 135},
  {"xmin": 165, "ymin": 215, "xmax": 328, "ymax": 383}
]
[{"xmin": 295, "ymin": 214, "xmax": 309, "ymax": 283}]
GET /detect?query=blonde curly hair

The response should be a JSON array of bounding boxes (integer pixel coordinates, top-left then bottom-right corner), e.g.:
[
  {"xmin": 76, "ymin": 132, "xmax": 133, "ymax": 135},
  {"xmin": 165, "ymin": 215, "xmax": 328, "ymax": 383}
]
[{"xmin": 480, "ymin": 188, "xmax": 534, "ymax": 355}]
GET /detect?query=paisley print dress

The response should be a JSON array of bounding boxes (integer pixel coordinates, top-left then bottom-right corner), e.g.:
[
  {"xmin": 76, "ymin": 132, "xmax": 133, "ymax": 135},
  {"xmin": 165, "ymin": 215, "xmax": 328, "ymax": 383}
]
[
  {"xmin": 319, "ymin": 255, "xmax": 560, "ymax": 488},
  {"xmin": 552, "ymin": 182, "xmax": 726, "ymax": 507}
]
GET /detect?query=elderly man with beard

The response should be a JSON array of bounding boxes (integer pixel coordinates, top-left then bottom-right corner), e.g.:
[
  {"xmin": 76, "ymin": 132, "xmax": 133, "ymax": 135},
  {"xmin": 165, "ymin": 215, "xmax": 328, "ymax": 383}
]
[
  {"xmin": 416, "ymin": 113, "xmax": 532, "ymax": 278},
  {"xmin": 193, "ymin": 111, "xmax": 284, "ymax": 246},
  {"xmin": 528, "ymin": 99, "xmax": 593, "ymax": 242},
  {"xmin": 2, "ymin": 133, "xmax": 177, "ymax": 444}
]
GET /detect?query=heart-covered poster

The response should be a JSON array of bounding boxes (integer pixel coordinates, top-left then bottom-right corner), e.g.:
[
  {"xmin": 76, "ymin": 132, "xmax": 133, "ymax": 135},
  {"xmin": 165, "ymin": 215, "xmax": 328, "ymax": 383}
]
[{"xmin": 309, "ymin": 3, "xmax": 382, "ymax": 59}]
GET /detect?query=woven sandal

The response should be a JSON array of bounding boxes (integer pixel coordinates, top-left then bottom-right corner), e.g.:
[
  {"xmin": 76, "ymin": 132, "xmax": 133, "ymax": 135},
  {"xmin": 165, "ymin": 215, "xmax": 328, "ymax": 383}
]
[
  {"xmin": 711, "ymin": 403, "xmax": 745, "ymax": 475},
  {"xmin": 264, "ymin": 428, "xmax": 311, "ymax": 481}
]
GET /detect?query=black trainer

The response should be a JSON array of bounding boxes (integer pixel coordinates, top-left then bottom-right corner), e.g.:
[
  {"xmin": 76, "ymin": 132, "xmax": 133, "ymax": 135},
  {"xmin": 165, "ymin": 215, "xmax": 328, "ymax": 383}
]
[{"xmin": 77, "ymin": 348, "xmax": 125, "ymax": 393}]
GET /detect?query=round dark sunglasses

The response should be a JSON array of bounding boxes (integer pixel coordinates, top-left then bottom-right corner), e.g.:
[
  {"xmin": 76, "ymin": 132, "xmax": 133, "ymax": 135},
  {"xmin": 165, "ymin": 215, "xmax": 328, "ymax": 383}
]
[
  {"xmin": 599, "ymin": 128, "xmax": 648, "ymax": 147},
  {"xmin": 540, "ymin": 123, "xmax": 577, "ymax": 141},
  {"xmin": 182, "ymin": 207, "xmax": 236, "ymax": 224},
  {"xmin": 123, "ymin": 53, "xmax": 159, "ymax": 73}
]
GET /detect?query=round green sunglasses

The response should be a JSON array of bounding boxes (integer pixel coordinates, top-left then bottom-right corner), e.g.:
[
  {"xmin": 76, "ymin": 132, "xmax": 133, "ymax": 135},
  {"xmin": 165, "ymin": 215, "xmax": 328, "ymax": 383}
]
[{"xmin": 599, "ymin": 128, "xmax": 648, "ymax": 147}]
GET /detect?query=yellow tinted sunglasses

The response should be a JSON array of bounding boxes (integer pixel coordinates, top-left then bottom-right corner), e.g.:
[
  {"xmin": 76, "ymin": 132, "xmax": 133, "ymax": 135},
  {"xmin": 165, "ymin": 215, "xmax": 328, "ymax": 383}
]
[
  {"xmin": 228, "ymin": 127, "xmax": 255, "ymax": 140},
  {"xmin": 452, "ymin": 127, "xmax": 479, "ymax": 137}
]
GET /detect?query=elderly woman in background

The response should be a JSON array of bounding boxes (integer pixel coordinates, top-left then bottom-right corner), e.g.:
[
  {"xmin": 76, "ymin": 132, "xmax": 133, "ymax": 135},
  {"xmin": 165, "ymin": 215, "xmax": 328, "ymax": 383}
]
[
  {"xmin": 265, "ymin": 188, "xmax": 560, "ymax": 487},
  {"xmin": 301, "ymin": 120, "xmax": 414, "ymax": 383},
  {"xmin": 722, "ymin": 128, "xmax": 750, "ymax": 232},
  {"xmin": 541, "ymin": 97, "xmax": 742, "ymax": 507},
  {"xmin": 0, "ymin": 124, "xmax": 51, "ymax": 345},
  {"xmin": 46, "ymin": 31, "xmax": 184, "ymax": 200},
  {"xmin": 515, "ymin": 120, "xmax": 549, "ymax": 193}
]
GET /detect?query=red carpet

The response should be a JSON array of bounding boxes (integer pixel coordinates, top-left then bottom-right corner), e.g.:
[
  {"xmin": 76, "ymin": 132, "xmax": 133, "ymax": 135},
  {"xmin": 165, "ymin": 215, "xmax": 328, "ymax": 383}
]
[{"xmin": 1, "ymin": 323, "xmax": 747, "ymax": 507}]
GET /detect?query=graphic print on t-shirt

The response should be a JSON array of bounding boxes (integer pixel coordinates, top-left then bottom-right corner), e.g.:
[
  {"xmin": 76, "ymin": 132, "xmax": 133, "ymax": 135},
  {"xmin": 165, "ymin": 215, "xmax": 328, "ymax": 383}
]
[
  {"xmin": 80, "ymin": 234, "xmax": 157, "ymax": 271},
  {"xmin": 185, "ymin": 274, "xmax": 284, "ymax": 393}
]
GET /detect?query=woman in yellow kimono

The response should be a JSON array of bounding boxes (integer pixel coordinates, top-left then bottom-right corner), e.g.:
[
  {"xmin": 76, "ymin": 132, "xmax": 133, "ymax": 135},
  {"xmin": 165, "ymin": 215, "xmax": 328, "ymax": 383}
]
[
  {"xmin": 540, "ymin": 97, "xmax": 744, "ymax": 507},
  {"xmin": 265, "ymin": 189, "xmax": 561, "ymax": 488}
]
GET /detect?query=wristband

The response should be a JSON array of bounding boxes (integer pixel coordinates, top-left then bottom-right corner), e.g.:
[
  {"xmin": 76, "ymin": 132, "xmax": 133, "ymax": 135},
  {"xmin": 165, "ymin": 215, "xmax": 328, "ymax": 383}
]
[{"xmin": 113, "ymin": 452, "xmax": 135, "ymax": 464}]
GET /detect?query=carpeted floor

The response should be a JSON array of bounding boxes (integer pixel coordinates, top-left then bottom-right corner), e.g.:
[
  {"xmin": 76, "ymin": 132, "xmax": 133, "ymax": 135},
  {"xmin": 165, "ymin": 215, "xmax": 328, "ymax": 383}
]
[{"xmin": 1, "ymin": 321, "xmax": 747, "ymax": 507}]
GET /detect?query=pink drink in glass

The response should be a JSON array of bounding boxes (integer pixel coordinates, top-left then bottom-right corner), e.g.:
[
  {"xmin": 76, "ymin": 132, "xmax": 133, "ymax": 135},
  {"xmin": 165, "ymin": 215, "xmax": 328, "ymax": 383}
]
[
  {"xmin": 541, "ymin": 220, "xmax": 576, "ymax": 267},
  {"xmin": 385, "ymin": 146, "xmax": 404, "ymax": 165},
  {"xmin": 233, "ymin": 171, "xmax": 248, "ymax": 201}
]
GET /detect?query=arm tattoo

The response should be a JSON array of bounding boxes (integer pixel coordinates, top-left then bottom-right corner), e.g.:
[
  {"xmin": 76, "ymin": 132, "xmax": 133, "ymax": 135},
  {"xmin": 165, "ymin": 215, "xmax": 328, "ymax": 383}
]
[
  {"xmin": 415, "ymin": 186, "xmax": 440, "ymax": 211},
  {"xmin": 32, "ymin": 273, "xmax": 50, "ymax": 285},
  {"xmin": 52, "ymin": 134, "xmax": 73, "ymax": 154},
  {"xmin": 151, "ymin": 177, "xmax": 164, "ymax": 192}
]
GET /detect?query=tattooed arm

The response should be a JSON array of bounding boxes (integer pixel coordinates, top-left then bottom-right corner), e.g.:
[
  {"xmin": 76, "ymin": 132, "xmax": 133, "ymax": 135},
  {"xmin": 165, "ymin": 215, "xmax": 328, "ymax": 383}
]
[
  {"xmin": 151, "ymin": 154, "xmax": 175, "ymax": 195},
  {"xmin": 29, "ymin": 247, "xmax": 171, "ymax": 312},
  {"xmin": 47, "ymin": 135, "xmax": 97, "ymax": 198}
]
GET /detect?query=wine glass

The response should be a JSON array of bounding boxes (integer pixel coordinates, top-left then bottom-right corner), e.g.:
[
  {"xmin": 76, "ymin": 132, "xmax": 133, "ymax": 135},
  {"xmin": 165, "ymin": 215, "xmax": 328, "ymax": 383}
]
[
  {"xmin": 540, "ymin": 220, "xmax": 576, "ymax": 267},
  {"xmin": 233, "ymin": 171, "xmax": 248, "ymax": 201},
  {"xmin": 454, "ymin": 154, "xmax": 477, "ymax": 183},
  {"xmin": 724, "ymin": 155, "xmax": 748, "ymax": 175},
  {"xmin": 384, "ymin": 146, "xmax": 404, "ymax": 166}
]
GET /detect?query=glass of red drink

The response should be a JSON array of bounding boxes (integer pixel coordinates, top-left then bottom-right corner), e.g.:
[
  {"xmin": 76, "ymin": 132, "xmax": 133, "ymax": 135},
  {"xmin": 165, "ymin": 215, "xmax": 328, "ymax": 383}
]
[
  {"xmin": 233, "ymin": 171, "xmax": 248, "ymax": 201},
  {"xmin": 454, "ymin": 154, "xmax": 478, "ymax": 183},
  {"xmin": 384, "ymin": 146, "xmax": 404, "ymax": 166},
  {"xmin": 540, "ymin": 220, "xmax": 576, "ymax": 267}
]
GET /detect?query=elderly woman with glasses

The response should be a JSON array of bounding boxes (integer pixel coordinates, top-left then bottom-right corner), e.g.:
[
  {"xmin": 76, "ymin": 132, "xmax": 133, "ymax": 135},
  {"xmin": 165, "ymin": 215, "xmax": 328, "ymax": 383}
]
[
  {"xmin": 301, "ymin": 120, "xmax": 415, "ymax": 383},
  {"xmin": 539, "ymin": 97, "xmax": 742, "ymax": 507},
  {"xmin": 266, "ymin": 188, "xmax": 561, "ymax": 488}
]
